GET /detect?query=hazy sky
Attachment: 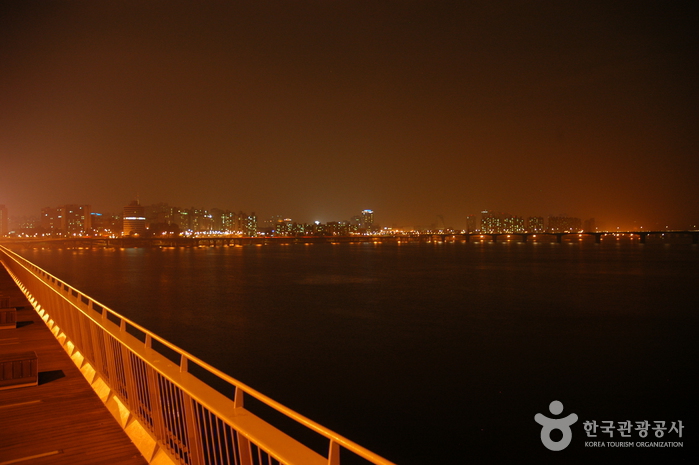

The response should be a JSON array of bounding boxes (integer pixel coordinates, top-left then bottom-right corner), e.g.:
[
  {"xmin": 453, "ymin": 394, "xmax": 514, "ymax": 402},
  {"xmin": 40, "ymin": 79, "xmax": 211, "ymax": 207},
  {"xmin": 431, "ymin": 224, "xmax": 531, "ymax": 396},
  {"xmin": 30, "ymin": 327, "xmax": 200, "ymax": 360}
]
[{"xmin": 2, "ymin": 1, "xmax": 697, "ymax": 230}]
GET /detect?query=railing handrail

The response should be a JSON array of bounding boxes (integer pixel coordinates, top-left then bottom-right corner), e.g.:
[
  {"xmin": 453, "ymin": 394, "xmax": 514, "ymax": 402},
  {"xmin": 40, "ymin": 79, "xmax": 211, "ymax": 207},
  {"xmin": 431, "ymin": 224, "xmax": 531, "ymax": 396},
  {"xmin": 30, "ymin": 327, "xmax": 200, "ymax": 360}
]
[{"xmin": 0, "ymin": 245, "xmax": 396, "ymax": 465}]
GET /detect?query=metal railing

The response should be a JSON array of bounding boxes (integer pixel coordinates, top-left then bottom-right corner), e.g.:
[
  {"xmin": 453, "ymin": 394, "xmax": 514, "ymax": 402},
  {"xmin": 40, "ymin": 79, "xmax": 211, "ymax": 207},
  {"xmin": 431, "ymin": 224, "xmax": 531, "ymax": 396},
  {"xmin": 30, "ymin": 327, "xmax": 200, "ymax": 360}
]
[{"xmin": 0, "ymin": 245, "xmax": 396, "ymax": 465}]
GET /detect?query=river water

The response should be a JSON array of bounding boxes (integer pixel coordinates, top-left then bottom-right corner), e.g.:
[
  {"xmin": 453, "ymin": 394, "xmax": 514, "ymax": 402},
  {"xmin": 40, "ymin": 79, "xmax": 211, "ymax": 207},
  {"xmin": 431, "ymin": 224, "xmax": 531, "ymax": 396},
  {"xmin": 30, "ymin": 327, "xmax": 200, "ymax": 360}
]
[{"xmin": 13, "ymin": 240, "xmax": 698, "ymax": 464}]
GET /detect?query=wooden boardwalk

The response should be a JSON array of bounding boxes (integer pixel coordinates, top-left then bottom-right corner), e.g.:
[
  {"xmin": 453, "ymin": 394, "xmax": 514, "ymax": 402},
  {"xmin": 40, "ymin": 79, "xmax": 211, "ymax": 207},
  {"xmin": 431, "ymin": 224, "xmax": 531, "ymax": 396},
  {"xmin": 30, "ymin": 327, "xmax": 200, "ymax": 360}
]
[{"xmin": 0, "ymin": 266, "xmax": 147, "ymax": 465}]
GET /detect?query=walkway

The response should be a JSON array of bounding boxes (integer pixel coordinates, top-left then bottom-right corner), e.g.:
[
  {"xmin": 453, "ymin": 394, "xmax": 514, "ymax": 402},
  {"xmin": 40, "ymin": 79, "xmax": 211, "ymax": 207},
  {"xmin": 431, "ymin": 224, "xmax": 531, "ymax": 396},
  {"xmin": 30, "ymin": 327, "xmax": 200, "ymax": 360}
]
[{"xmin": 0, "ymin": 265, "xmax": 146, "ymax": 465}]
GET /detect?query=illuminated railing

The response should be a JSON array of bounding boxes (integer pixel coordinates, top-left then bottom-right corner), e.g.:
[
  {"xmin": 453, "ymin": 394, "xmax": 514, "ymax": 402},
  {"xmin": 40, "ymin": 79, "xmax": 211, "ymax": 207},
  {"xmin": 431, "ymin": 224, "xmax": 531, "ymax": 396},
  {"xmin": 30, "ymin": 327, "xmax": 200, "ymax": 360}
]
[{"xmin": 0, "ymin": 245, "xmax": 395, "ymax": 465}]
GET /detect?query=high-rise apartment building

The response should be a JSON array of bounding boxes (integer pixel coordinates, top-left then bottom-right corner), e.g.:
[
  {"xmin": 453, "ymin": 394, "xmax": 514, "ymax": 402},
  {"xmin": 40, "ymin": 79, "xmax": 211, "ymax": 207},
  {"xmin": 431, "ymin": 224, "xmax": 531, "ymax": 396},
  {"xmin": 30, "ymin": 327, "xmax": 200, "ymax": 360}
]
[
  {"xmin": 62, "ymin": 204, "xmax": 92, "ymax": 234},
  {"xmin": 40, "ymin": 204, "xmax": 91, "ymax": 235},
  {"xmin": 527, "ymin": 217, "xmax": 545, "ymax": 233},
  {"xmin": 502, "ymin": 215, "xmax": 525, "ymax": 233},
  {"xmin": 244, "ymin": 212, "xmax": 257, "ymax": 236},
  {"xmin": 41, "ymin": 207, "xmax": 60, "ymax": 231},
  {"xmin": 480, "ymin": 211, "xmax": 502, "ymax": 233},
  {"xmin": 360, "ymin": 209, "xmax": 374, "ymax": 231}
]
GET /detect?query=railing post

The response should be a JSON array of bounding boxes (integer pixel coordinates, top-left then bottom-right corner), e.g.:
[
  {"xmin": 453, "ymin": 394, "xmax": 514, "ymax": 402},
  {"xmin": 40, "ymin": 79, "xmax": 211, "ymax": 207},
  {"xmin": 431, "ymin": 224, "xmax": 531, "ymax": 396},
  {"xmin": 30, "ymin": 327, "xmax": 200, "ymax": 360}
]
[
  {"xmin": 234, "ymin": 386, "xmax": 244, "ymax": 409},
  {"xmin": 180, "ymin": 355, "xmax": 188, "ymax": 373},
  {"xmin": 182, "ymin": 392, "xmax": 204, "ymax": 465},
  {"xmin": 328, "ymin": 440, "xmax": 341, "ymax": 465},
  {"xmin": 237, "ymin": 434, "xmax": 253, "ymax": 465}
]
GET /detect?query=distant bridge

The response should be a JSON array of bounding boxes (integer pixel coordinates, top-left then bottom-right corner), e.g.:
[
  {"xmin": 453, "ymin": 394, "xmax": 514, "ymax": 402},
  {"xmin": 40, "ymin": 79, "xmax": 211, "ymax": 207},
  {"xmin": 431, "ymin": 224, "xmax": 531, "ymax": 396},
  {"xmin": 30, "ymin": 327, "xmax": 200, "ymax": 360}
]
[
  {"xmin": 1, "ymin": 230, "xmax": 697, "ymax": 248},
  {"xmin": 427, "ymin": 230, "xmax": 699, "ymax": 244}
]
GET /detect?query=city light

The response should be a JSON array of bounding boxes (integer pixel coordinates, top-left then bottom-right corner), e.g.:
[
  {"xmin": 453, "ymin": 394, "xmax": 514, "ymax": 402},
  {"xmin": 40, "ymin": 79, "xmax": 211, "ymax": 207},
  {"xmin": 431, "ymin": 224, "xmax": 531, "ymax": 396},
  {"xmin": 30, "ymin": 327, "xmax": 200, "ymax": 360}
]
[{"xmin": 0, "ymin": 202, "xmax": 696, "ymax": 243}]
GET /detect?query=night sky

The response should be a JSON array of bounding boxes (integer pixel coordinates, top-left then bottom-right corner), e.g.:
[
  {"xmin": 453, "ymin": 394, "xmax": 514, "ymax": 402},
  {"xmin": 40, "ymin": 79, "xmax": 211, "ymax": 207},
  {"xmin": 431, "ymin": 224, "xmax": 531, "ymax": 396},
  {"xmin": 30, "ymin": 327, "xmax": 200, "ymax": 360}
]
[{"xmin": 2, "ymin": 1, "xmax": 697, "ymax": 230}]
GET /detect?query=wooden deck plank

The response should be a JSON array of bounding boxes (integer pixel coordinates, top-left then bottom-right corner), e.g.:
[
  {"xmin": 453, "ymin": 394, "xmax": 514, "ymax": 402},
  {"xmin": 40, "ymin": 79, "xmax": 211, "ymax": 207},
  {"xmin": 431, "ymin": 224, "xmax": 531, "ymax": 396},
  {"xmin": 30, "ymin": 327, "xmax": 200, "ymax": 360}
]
[{"xmin": 0, "ymin": 265, "xmax": 147, "ymax": 465}]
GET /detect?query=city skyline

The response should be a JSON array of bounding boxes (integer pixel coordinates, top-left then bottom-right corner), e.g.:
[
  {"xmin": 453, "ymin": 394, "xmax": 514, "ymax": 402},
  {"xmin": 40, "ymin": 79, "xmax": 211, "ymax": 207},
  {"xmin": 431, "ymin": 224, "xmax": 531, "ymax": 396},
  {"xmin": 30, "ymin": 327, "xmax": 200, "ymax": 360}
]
[
  {"xmin": 2, "ymin": 2, "xmax": 697, "ymax": 231},
  {"xmin": 3, "ymin": 198, "xmax": 669, "ymax": 237},
  {"xmin": 0, "ymin": 196, "xmax": 694, "ymax": 234}
]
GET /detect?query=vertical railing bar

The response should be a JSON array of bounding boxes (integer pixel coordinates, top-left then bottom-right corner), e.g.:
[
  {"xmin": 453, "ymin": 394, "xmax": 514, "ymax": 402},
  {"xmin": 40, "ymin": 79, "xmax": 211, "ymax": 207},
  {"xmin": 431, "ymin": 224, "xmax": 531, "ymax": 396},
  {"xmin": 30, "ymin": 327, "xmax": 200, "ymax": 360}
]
[
  {"xmin": 192, "ymin": 402, "xmax": 201, "ymax": 465},
  {"xmin": 223, "ymin": 420, "xmax": 232, "ymax": 465},
  {"xmin": 201, "ymin": 405, "xmax": 211, "ymax": 465},
  {"xmin": 183, "ymin": 392, "xmax": 201, "ymax": 465},
  {"xmin": 149, "ymin": 368, "xmax": 165, "ymax": 445},
  {"xmin": 216, "ymin": 417, "xmax": 225, "ymax": 465},
  {"xmin": 165, "ymin": 378, "xmax": 176, "ymax": 458},
  {"xmin": 233, "ymin": 429, "xmax": 241, "ymax": 465},
  {"xmin": 215, "ymin": 416, "xmax": 224, "ymax": 465},
  {"xmin": 223, "ymin": 418, "xmax": 231, "ymax": 465},
  {"xmin": 170, "ymin": 380, "xmax": 178, "ymax": 453},
  {"xmin": 168, "ymin": 378, "xmax": 178, "ymax": 459},
  {"xmin": 202, "ymin": 406, "xmax": 216, "ymax": 463},
  {"xmin": 114, "ymin": 337, "xmax": 125, "ymax": 398},
  {"xmin": 212, "ymin": 416, "xmax": 220, "ymax": 465},
  {"xmin": 170, "ymin": 380, "xmax": 179, "ymax": 457},
  {"xmin": 163, "ymin": 376, "xmax": 173, "ymax": 457},
  {"xmin": 206, "ymin": 406, "xmax": 216, "ymax": 465},
  {"xmin": 129, "ymin": 354, "xmax": 140, "ymax": 421},
  {"xmin": 193, "ymin": 402, "xmax": 202, "ymax": 465},
  {"xmin": 121, "ymin": 346, "xmax": 132, "ymax": 410},
  {"xmin": 134, "ymin": 355, "xmax": 144, "ymax": 423},
  {"xmin": 105, "ymin": 334, "xmax": 116, "ymax": 391},
  {"xmin": 143, "ymin": 359, "xmax": 153, "ymax": 428},
  {"xmin": 157, "ymin": 375, "xmax": 168, "ymax": 452},
  {"xmin": 177, "ymin": 388, "xmax": 188, "ymax": 461},
  {"xmin": 165, "ymin": 377, "xmax": 175, "ymax": 455},
  {"xmin": 176, "ymin": 385, "xmax": 187, "ymax": 463}
]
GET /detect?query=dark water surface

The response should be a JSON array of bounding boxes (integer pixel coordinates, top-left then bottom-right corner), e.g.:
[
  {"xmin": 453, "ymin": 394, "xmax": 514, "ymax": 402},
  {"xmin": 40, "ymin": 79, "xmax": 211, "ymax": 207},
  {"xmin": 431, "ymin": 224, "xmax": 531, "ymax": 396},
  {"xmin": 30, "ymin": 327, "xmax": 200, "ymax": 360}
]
[{"xmin": 15, "ymin": 241, "xmax": 698, "ymax": 464}]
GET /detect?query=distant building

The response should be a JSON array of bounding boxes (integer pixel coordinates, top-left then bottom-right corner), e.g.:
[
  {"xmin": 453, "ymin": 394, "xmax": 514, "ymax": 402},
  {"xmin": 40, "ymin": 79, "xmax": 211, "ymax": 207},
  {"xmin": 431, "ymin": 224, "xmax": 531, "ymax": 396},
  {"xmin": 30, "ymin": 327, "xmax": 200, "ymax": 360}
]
[
  {"xmin": 188, "ymin": 208, "xmax": 213, "ymax": 232},
  {"xmin": 548, "ymin": 215, "xmax": 582, "ymax": 233},
  {"xmin": 145, "ymin": 203, "xmax": 182, "ymax": 230},
  {"xmin": 583, "ymin": 218, "xmax": 596, "ymax": 232},
  {"xmin": 218, "ymin": 210, "xmax": 237, "ymax": 232},
  {"xmin": 244, "ymin": 212, "xmax": 257, "ymax": 236},
  {"xmin": 502, "ymin": 215, "xmax": 525, "ymax": 233},
  {"xmin": 0, "ymin": 205, "xmax": 8, "ymax": 236},
  {"xmin": 9, "ymin": 215, "xmax": 39, "ymax": 234},
  {"xmin": 40, "ymin": 204, "xmax": 91, "ymax": 235},
  {"xmin": 360, "ymin": 209, "xmax": 374, "ymax": 232},
  {"xmin": 210, "ymin": 208, "xmax": 226, "ymax": 232},
  {"xmin": 527, "ymin": 216, "xmax": 545, "ymax": 233},
  {"xmin": 41, "ymin": 207, "xmax": 61, "ymax": 231},
  {"xmin": 90, "ymin": 212, "xmax": 115, "ymax": 236},
  {"xmin": 480, "ymin": 211, "xmax": 502, "ymax": 233},
  {"xmin": 326, "ymin": 221, "xmax": 350, "ymax": 236},
  {"xmin": 273, "ymin": 218, "xmax": 293, "ymax": 236},
  {"xmin": 123, "ymin": 200, "xmax": 146, "ymax": 236},
  {"xmin": 466, "ymin": 215, "xmax": 477, "ymax": 233},
  {"xmin": 62, "ymin": 204, "xmax": 92, "ymax": 234}
]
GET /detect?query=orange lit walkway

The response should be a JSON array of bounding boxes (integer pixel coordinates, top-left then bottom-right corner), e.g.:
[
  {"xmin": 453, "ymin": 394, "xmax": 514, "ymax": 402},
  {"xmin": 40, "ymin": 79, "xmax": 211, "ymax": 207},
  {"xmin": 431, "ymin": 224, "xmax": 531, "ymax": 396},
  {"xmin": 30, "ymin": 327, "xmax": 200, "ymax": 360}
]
[{"xmin": 0, "ymin": 267, "xmax": 146, "ymax": 465}]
